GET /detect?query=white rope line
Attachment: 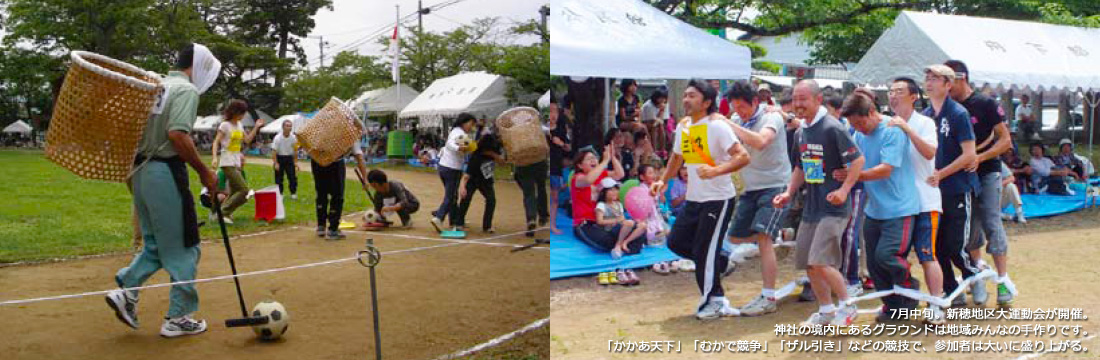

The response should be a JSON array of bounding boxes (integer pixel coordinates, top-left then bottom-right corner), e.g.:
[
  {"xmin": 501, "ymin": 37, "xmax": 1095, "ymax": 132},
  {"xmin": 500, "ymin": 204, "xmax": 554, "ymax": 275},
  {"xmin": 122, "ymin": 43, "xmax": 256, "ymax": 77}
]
[
  {"xmin": 767, "ymin": 269, "xmax": 1000, "ymax": 310},
  {"xmin": 349, "ymin": 227, "xmax": 552, "ymax": 250},
  {"xmin": 430, "ymin": 317, "xmax": 550, "ymax": 360},
  {"xmin": 0, "ymin": 242, "xmax": 463, "ymax": 307}
]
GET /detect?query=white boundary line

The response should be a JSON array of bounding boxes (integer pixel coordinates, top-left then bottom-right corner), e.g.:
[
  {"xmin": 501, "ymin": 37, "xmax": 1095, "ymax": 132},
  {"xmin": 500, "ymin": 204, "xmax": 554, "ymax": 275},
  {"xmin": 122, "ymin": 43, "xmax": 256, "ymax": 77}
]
[
  {"xmin": 0, "ymin": 242, "xmax": 464, "ymax": 306},
  {"xmin": 430, "ymin": 317, "xmax": 549, "ymax": 360},
  {"xmin": 348, "ymin": 227, "xmax": 552, "ymax": 250}
]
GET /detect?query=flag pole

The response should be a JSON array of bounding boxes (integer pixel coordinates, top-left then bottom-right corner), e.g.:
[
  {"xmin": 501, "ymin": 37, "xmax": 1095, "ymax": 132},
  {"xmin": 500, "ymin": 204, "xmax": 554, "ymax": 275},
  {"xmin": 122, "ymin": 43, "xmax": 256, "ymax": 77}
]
[{"xmin": 394, "ymin": 5, "xmax": 401, "ymax": 130}]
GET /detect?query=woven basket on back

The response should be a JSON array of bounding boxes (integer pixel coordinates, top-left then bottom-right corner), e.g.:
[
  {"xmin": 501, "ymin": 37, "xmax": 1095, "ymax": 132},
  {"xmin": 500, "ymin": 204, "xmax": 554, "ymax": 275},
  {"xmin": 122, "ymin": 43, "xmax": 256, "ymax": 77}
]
[
  {"xmin": 295, "ymin": 97, "xmax": 363, "ymax": 166},
  {"xmin": 496, "ymin": 107, "xmax": 549, "ymax": 166},
  {"xmin": 46, "ymin": 51, "xmax": 162, "ymax": 182}
]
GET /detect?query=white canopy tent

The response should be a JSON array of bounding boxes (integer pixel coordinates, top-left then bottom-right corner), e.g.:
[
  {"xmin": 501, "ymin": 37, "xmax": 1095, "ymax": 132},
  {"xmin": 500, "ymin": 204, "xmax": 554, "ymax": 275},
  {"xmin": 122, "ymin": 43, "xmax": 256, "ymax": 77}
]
[
  {"xmin": 398, "ymin": 71, "xmax": 510, "ymax": 129},
  {"xmin": 348, "ymin": 84, "xmax": 419, "ymax": 117},
  {"xmin": 192, "ymin": 115, "xmax": 221, "ymax": 132},
  {"xmin": 260, "ymin": 114, "xmax": 309, "ymax": 135},
  {"xmin": 2, "ymin": 120, "xmax": 33, "ymax": 134},
  {"xmin": 754, "ymin": 75, "xmax": 846, "ymax": 90},
  {"xmin": 240, "ymin": 109, "xmax": 273, "ymax": 128},
  {"xmin": 537, "ymin": 90, "xmax": 552, "ymax": 108},
  {"xmin": 852, "ymin": 11, "xmax": 1100, "ymax": 92},
  {"xmin": 550, "ymin": 0, "xmax": 751, "ymax": 80}
]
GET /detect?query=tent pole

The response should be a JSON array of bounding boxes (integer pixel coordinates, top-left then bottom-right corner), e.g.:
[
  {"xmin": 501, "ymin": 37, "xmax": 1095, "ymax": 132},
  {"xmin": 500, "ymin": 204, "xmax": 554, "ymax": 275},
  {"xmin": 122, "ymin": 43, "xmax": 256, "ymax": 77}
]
[{"xmin": 604, "ymin": 78, "xmax": 610, "ymax": 131}]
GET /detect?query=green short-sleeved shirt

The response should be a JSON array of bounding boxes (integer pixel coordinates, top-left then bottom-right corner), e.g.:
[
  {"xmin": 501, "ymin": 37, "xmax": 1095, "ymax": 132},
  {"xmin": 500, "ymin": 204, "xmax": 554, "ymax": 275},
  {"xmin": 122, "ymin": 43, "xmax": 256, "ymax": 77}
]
[{"xmin": 137, "ymin": 71, "xmax": 200, "ymax": 158}]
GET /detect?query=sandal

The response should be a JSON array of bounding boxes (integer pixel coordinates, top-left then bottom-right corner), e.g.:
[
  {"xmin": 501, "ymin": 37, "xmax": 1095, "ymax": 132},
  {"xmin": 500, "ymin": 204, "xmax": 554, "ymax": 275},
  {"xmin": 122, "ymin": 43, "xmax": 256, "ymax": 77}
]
[
  {"xmin": 616, "ymin": 270, "xmax": 632, "ymax": 286},
  {"xmin": 628, "ymin": 270, "xmax": 641, "ymax": 285},
  {"xmin": 608, "ymin": 270, "xmax": 620, "ymax": 285},
  {"xmin": 652, "ymin": 262, "xmax": 670, "ymax": 275},
  {"xmin": 598, "ymin": 272, "xmax": 610, "ymax": 285}
]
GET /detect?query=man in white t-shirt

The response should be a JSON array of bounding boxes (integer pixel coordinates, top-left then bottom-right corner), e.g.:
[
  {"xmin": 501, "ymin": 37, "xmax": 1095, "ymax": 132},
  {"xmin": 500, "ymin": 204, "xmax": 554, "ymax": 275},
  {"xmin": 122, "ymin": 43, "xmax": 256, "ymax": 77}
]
[
  {"xmin": 271, "ymin": 120, "xmax": 298, "ymax": 199},
  {"xmin": 886, "ymin": 77, "xmax": 946, "ymax": 325},
  {"xmin": 651, "ymin": 79, "xmax": 750, "ymax": 320},
  {"xmin": 723, "ymin": 80, "xmax": 791, "ymax": 317},
  {"xmin": 1015, "ymin": 94, "xmax": 1037, "ymax": 141}
]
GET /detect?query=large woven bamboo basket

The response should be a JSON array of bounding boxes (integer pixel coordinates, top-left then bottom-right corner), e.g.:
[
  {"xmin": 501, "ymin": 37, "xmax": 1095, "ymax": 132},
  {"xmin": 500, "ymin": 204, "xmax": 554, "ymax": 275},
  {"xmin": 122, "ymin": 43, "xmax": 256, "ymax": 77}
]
[
  {"xmin": 296, "ymin": 97, "xmax": 363, "ymax": 166},
  {"xmin": 496, "ymin": 107, "xmax": 549, "ymax": 166},
  {"xmin": 46, "ymin": 51, "xmax": 162, "ymax": 182}
]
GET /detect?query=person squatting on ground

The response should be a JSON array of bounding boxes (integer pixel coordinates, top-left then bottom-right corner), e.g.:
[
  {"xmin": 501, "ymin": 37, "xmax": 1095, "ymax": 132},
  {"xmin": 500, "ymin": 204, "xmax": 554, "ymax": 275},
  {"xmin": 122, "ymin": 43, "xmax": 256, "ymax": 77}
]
[
  {"xmin": 944, "ymin": 59, "xmax": 1017, "ymax": 306},
  {"xmin": 367, "ymin": 169, "xmax": 420, "ymax": 228},
  {"xmin": 721, "ymin": 80, "xmax": 791, "ymax": 317},
  {"xmin": 921, "ymin": 64, "xmax": 982, "ymax": 309},
  {"xmin": 884, "ymin": 78, "xmax": 947, "ymax": 324},
  {"xmin": 106, "ymin": 43, "xmax": 222, "ymax": 338},
  {"xmin": 311, "ymin": 120, "xmax": 370, "ymax": 240},
  {"xmin": 211, "ymin": 99, "xmax": 264, "ymax": 223},
  {"xmin": 772, "ymin": 80, "xmax": 865, "ymax": 327},
  {"xmin": 456, "ymin": 126, "xmax": 503, "ymax": 233},
  {"xmin": 651, "ymin": 79, "xmax": 751, "ymax": 320},
  {"xmin": 271, "ymin": 120, "xmax": 299, "ymax": 199},
  {"xmin": 430, "ymin": 113, "xmax": 477, "ymax": 232},
  {"xmin": 840, "ymin": 89, "xmax": 927, "ymax": 324}
]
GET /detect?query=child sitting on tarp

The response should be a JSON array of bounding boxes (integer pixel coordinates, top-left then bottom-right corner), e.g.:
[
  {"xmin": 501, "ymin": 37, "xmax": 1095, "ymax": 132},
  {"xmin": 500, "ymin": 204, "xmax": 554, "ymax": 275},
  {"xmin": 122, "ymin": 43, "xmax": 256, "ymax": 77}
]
[{"xmin": 366, "ymin": 169, "xmax": 420, "ymax": 228}]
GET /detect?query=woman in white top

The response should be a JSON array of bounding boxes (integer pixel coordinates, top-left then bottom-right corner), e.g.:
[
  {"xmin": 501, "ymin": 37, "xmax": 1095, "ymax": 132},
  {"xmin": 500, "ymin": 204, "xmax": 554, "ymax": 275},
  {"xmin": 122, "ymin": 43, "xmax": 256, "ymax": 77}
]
[
  {"xmin": 211, "ymin": 100, "xmax": 263, "ymax": 222},
  {"xmin": 430, "ymin": 113, "xmax": 476, "ymax": 231}
]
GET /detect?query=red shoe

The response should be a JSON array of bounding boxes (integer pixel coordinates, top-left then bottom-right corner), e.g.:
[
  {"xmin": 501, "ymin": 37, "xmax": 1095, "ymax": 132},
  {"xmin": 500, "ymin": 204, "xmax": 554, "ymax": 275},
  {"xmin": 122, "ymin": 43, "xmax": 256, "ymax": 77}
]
[{"xmin": 862, "ymin": 276, "xmax": 875, "ymax": 290}]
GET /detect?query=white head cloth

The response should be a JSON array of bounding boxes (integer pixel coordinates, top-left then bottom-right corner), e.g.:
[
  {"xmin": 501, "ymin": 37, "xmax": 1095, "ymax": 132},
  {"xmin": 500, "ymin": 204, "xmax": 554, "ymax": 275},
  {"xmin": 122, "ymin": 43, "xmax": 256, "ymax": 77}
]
[{"xmin": 190, "ymin": 43, "xmax": 221, "ymax": 94}]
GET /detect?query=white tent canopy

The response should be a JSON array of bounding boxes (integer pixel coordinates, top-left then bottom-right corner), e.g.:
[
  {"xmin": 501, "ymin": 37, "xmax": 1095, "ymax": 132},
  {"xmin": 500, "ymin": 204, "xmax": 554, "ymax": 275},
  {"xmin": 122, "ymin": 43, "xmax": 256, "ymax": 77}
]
[
  {"xmin": 348, "ymin": 84, "xmax": 419, "ymax": 116},
  {"xmin": 550, "ymin": 0, "xmax": 751, "ymax": 79},
  {"xmin": 2, "ymin": 120, "xmax": 33, "ymax": 134},
  {"xmin": 852, "ymin": 11, "xmax": 1100, "ymax": 92},
  {"xmin": 398, "ymin": 71, "xmax": 510, "ymax": 128},
  {"xmin": 537, "ymin": 90, "xmax": 552, "ymax": 108},
  {"xmin": 260, "ymin": 114, "xmax": 309, "ymax": 135},
  {"xmin": 192, "ymin": 115, "xmax": 221, "ymax": 132}
]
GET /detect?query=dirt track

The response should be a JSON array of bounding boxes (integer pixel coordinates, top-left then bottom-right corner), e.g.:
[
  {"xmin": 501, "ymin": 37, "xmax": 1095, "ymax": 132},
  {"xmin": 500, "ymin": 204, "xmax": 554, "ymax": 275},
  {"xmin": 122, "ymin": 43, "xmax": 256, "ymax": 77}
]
[
  {"xmin": 0, "ymin": 167, "xmax": 549, "ymax": 360},
  {"xmin": 551, "ymin": 217, "xmax": 1100, "ymax": 360}
]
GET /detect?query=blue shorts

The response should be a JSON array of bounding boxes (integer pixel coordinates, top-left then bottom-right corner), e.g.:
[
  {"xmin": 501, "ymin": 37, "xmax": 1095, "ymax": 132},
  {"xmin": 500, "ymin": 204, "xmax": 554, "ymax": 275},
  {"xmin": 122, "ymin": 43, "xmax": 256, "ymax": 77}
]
[
  {"xmin": 728, "ymin": 187, "xmax": 787, "ymax": 239},
  {"xmin": 911, "ymin": 211, "xmax": 939, "ymax": 262},
  {"xmin": 549, "ymin": 174, "xmax": 566, "ymax": 190}
]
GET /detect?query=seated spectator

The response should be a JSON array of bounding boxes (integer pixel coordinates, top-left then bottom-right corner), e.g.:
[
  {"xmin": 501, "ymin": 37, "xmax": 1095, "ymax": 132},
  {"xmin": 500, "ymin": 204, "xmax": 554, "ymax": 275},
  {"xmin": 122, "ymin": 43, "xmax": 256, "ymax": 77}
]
[
  {"xmin": 667, "ymin": 166, "xmax": 688, "ymax": 217},
  {"xmin": 1028, "ymin": 143, "xmax": 1075, "ymax": 195},
  {"xmin": 1000, "ymin": 162, "xmax": 1026, "ymax": 223},
  {"xmin": 1053, "ymin": 138, "xmax": 1087, "ymax": 181},
  {"xmin": 418, "ymin": 147, "xmax": 439, "ymax": 167},
  {"xmin": 1002, "ymin": 147, "xmax": 1033, "ymax": 193}
]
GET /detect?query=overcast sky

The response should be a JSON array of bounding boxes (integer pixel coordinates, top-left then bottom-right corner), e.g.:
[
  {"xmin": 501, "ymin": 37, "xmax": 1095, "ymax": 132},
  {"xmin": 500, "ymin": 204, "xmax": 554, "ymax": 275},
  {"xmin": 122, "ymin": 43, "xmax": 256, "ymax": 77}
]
[{"xmin": 301, "ymin": 0, "xmax": 546, "ymax": 69}]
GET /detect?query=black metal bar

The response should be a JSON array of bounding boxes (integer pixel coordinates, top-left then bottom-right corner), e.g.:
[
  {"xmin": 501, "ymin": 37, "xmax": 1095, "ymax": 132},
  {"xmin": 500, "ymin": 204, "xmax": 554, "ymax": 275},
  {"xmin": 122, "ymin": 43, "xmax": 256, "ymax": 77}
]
[
  {"xmin": 368, "ymin": 238, "xmax": 382, "ymax": 360},
  {"xmin": 214, "ymin": 198, "xmax": 249, "ymax": 317}
]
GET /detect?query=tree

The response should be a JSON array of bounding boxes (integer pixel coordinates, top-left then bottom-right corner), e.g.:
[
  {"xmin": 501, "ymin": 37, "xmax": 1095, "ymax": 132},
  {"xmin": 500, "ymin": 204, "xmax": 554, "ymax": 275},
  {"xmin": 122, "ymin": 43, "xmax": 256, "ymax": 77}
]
[
  {"xmin": 279, "ymin": 51, "xmax": 390, "ymax": 115},
  {"xmin": 237, "ymin": 0, "xmax": 333, "ymax": 107}
]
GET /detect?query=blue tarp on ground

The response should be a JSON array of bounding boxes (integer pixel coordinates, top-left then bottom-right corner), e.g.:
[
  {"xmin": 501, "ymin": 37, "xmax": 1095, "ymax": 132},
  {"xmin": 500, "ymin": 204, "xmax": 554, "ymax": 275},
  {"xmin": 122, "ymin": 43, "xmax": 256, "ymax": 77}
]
[
  {"xmin": 549, "ymin": 214, "xmax": 683, "ymax": 280},
  {"xmin": 1002, "ymin": 181, "xmax": 1093, "ymax": 218}
]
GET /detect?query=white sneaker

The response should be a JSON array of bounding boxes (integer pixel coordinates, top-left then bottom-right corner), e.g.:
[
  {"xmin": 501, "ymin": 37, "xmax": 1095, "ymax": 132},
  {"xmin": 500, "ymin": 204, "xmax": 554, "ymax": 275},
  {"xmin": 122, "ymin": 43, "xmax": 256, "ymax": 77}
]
[
  {"xmin": 160, "ymin": 315, "xmax": 207, "ymax": 337},
  {"xmin": 696, "ymin": 297, "xmax": 738, "ymax": 320},
  {"xmin": 208, "ymin": 212, "xmax": 233, "ymax": 224},
  {"xmin": 738, "ymin": 295, "xmax": 777, "ymax": 317},
  {"xmin": 971, "ymin": 280, "xmax": 989, "ymax": 306},
  {"xmin": 924, "ymin": 305, "xmax": 946, "ymax": 325},
  {"xmin": 1014, "ymin": 212, "xmax": 1027, "ymax": 224},
  {"xmin": 290, "ymin": 194, "xmax": 298, "ymax": 200},
  {"xmin": 846, "ymin": 283, "xmax": 864, "ymax": 298},
  {"xmin": 799, "ymin": 311, "xmax": 835, "ymax": 327},
  {"xmin": 105, "ymin": 289, "xmax": 138, "ymax": 329},
  {"xmin": 678, "ymin": 259, "xmax": 696, "ymax": 272},
  {"xmin": 831, "ymin": 305, "xmax": 858, "ymax": 326},
  {"xmin": 429, "ymin": 217, "xmax": 444, "ymax": 233}
]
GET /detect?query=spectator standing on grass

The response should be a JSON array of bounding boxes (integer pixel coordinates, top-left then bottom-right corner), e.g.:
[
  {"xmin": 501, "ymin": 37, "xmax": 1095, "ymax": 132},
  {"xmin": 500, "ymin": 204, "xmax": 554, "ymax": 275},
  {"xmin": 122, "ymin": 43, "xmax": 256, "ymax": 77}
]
[
  {"xmin": 271, "ymin": 120, "xmax": 299, "ymax": 200},
  {"xmin": 212, "ymin": 99, "xmax": 265, "ymax": 223}
]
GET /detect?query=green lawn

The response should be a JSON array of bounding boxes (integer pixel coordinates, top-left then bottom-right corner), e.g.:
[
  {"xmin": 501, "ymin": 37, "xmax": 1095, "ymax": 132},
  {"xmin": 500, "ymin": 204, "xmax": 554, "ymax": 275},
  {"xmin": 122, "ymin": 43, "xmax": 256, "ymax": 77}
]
[{"xmin": 0, "ymin": 150, "xmax": 371, "ymax": 263}]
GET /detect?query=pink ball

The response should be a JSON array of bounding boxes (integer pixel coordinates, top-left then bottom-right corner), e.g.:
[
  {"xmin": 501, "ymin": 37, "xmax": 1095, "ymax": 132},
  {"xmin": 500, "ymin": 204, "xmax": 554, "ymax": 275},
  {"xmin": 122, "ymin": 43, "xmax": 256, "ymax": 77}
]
[{"xmin": 624, "ymin": 186, "xmax": 655, "ymax": 220}]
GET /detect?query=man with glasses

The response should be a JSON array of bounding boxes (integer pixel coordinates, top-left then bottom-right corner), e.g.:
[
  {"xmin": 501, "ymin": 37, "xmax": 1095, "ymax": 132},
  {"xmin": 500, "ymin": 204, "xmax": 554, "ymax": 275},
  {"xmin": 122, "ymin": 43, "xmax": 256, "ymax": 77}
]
[
  {"xmin": 921, "ymin": 65, "xmax": 981, "ymax": 309},
  {"xmin": 887, "ymin": 77, "xmax": 947, "ymax": 324}
]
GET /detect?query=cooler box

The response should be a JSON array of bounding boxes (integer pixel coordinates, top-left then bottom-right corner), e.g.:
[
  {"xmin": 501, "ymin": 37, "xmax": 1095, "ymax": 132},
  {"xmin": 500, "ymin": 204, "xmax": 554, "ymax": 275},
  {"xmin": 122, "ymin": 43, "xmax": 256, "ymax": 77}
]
[
  {"xmin": 386, "ymin": 130, "xmax": 413, "ymax": 158},
  {"xmin": 254, "ymin": 185, "xmax": 285, "ymax": 222}
]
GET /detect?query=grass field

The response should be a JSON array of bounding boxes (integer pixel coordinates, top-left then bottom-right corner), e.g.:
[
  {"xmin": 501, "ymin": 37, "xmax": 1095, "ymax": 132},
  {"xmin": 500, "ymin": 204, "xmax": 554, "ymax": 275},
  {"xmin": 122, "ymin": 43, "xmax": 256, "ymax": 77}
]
[{"xmin": 0, "ymin": 150, "xmax": 372, "ymax": 263}]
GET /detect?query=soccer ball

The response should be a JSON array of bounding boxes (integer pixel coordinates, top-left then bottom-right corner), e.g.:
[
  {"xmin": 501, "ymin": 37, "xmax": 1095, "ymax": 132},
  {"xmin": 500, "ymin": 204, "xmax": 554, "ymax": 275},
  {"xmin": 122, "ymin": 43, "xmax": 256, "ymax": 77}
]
[
  {"xmin": 455, "ymin": 134, "xmax": 475, "ymax": 152},
  {"xmin": 251, "ymin": 300, "xmax": 289, "ymax": 341},
  {"xmin": 363, "ymin": 210, "xmax": 382, "ymax": 224}
]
